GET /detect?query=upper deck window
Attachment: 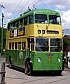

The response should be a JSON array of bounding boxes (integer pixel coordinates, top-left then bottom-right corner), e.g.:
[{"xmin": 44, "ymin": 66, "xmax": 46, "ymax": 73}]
[
  {"xmin": 29, "ymin": 15, "xmax": 33, "ymax": 24},
  {"xmin": 35, "ymin": 14, "xmax": 47, "ymax": 24},
  {"xmin": 24, "ymin": 17, "xmax": 28, "ymax": 25},
  {"xmin": 20, "ymin": 19, "xmax": 24, "ymax": 26},
  {"xmin": 49, "ymin": 15, "xmax": 61, "ymax": 24},
  {"xmin": 16, "ymin": 21, "xmax": 19, "ymax": 28}
]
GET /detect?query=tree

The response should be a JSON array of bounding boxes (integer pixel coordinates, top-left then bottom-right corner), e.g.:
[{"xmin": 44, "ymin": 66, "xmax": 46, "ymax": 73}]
[{"xmin": 63, "ymin": 37, "xmax": 70, "ymax": 52}]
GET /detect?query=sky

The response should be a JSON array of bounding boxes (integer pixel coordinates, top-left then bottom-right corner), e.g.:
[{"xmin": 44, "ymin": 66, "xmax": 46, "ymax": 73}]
[{"xmin": 0, "ymin": 0, "xmax": 70, "ymax": 34}]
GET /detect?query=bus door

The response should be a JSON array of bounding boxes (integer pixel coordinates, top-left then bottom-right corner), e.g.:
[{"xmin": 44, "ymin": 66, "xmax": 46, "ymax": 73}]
[
  {"xmin": 27, "ymin": 38, "xmax": 34, "ymax": 57},
  {"xmin": 27, "ymin": 38, "xmax": 30, "ymax": 56}
]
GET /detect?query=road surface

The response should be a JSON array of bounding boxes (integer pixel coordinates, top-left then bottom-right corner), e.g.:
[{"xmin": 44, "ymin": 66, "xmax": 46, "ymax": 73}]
[{"xmin": 5, "ymin": 66, "xmax": 70, "ymax": 84}]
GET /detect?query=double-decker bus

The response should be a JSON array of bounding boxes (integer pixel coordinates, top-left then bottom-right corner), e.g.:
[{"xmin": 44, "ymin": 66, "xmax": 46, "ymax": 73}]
[{"xmin": 6, "ymin": 9, "xmax": 64, "ymax": 75}]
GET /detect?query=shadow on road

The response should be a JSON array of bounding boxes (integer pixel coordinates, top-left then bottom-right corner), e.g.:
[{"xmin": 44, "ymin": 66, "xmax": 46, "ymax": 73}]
[{"xmin": 6, "ymin": 65, "xmax": 63, "ymax": 77}]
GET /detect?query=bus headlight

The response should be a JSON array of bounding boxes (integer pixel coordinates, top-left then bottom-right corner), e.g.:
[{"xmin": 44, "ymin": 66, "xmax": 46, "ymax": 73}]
[
  {"xmin": 57, "ymin": 58, "xmax": 61, "ymax": 62},
  {"xmin": 37, "ymin": 58, "xmax": 41, "ymax": 63}
]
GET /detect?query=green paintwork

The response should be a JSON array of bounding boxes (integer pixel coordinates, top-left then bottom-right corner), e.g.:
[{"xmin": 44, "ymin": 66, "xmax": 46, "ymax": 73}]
[
  {"xmin": 6, "ymin": 50, "xmax": 26, "ymax": 68},
  {"xmin": 6, "ymin": 49, "xmax": 63, "ymax": 71},
  {"xmin": 8, "ymin": 9, "xmax": 60, "ymax": 24},
  {"xmin": 32, "ymin": 52, "xmax": 63, "ymax": 71}
]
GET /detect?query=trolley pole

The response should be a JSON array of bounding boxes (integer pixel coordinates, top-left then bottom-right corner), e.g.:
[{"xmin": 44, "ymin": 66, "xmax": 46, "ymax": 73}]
[
  {"xmin": 0, "ymin": 5, "xmax": 5, "ymax": 55},
  {"xmin": 1, "ymin": 13, "xmax": 4, "ymax": 55}
]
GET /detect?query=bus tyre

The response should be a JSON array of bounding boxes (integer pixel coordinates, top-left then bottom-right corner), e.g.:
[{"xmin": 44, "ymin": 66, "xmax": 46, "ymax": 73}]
[
  {"xmin": 9, "ymin": 56, "xmax": 12, "ymax": 69},
  {"xmin": 25, "ymin": 61, "xmax": 33, "ymax": 76}
]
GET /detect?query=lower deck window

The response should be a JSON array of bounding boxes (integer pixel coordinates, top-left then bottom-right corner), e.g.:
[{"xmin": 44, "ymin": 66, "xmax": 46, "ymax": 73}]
[
  {"xmin": 18, "ymin": 42, "xmax": 21, "ymax": 49},
  {"xmin": 9, "ymin": 43, "xmax": 11, "ymax": 49},
  {"xmin": 8, "ymin": 42, "xmax": 26, "ymax": 50},
  {"xmin": 22, "ymin": 42, "xmax": 25, "ymax": 50},
  {"xmin": 36, "ymin": 38, "xmax": 49, "ymax": 51},
  {"xmin": 15, "ymin": 42, "xmax": 17, "ymax": 49},
  {"xmin": 50, "ymin": 38, "xmax": 62, "ymax": 52},
  {"xmin": 12, "ymin": 43, "xmax": 14, "ymax": 49},
  {"xmin": 36, "ymin": 38, "xmax": 62, "ymax": 52}
]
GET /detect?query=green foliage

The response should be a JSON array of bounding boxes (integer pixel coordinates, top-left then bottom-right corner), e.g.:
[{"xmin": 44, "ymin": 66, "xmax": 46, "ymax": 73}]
[{"xmin": 63, "ymin": 37, "xmax": 70, "ymax": 52}]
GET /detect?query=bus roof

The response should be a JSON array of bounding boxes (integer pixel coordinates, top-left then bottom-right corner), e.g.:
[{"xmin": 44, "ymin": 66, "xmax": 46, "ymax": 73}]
[{"xmin": 8, "ymin": 9, "xmax": 60, "ymax": 24}]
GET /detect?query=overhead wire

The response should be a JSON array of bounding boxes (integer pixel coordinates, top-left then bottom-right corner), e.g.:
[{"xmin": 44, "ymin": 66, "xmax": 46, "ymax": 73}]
[
  {"xmin": 4, "ymin": 0, "xmax": 22, "ymax": 26},
  {"xmin": 7, "ymin": 0, "xmax": 41, "ymax": 19},
  {"xmin": 5, "ymin": 0, "xmax": 42, "ymax": 26},
  {"xmin": 28, "ymin": 0, "xmax": 40, "ymax": 8},
  {"xmin": 33, "ymin": 0, "xmax": 41, "ymax": 6},
  {"xmin": 14, "ymin": 0, "xmax": 41, "ymax": 18},
  {"xmin": 7, "ymin": 0, "xmax": 22, "ymax": 19},
  {"xmin": 25, "ymin": 0, "xmax": 42, "ymax": 10},
  {"xmin": 14, "ymin": 0, "xmax": 30, "ymax": 18},
  {"xmin": 20, "ymin": 0, "xmax": 38, "ymax": 12}
]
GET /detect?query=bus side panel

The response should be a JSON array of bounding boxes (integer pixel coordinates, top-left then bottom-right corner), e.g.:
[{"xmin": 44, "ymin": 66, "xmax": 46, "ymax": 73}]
[{"xmin": 6, "ymin": 50, "xmax": 26, "ymax": 68}]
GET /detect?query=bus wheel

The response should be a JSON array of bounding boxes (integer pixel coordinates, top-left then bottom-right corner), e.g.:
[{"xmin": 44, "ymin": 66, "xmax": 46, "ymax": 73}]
[
  {"xmin": 9, "ymin": 56, "xmax": 12, "ymax": 69},
  {"xmin": 25, "ymin": 61, "xmax": 32, "ymax": 76}
]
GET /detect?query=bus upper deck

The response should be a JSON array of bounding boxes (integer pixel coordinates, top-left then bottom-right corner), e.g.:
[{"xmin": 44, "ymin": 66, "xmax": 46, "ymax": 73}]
[{"xmin": 6, "ymin": 9, "xmax": 62, "ymax": 39}]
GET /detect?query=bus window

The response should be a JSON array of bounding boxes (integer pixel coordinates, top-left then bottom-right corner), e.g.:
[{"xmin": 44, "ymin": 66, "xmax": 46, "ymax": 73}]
[
  {"xmin": 10, "ymin": 23, "xmax": 16, "ymax": 29},
  {"xmin": 24, "ymin": 17, "xmax": 28, "ymax": 25},
  {"xmin": 50, "ymin": 38, "xmax": 62, "ymax": 52},
  {"xmin": 13, "ymin": 23, "xmax": 16, "ymax": 28},
  {"xmin": 49, "ymin": 15, "xmax": 61, "ymax": 24},
  {"xmin": 12, "ymin": 43, "xmax": 14, "ymax": 49},
  {"xmin": 31, "ymin": 38, "xmax": 34, "ymax": 51},
  {"xmin": 35, "ymin": 14, "xmax": 47, "ymax": 23},
  {"xmin": 9, "ymin": 43, "xmax": 11, "ymax": 49},
  {"xmin": 15, "ymin": 42, "xmax": 17, "ymax": 49},
  {"xmin": 20, "ymin": 19, "xmax": 24, "ymax": 27},
  {"xmin": 18, "ymin": 42, "xmax": 21, "ymax": 50},
  {"xmin": 36, "ymin": 38, "xmax": 49, "ymax": 51},
  {"xmin": 10, "ymin": 24, "xmax": 12, "ymax": 29},
  {"xmin": 22, "ymin": 42, "xmax": 25, "ymax": 50},
  {"xmin": 16, "ymin": 21, "xmax": 19, "ymax": 28},
  {"xmin": 29, "ymin": 15, "xmax": 33, "ymax": 24}
]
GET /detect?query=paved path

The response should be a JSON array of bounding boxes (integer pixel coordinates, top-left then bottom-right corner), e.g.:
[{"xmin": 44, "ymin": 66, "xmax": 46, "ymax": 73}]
[{"xmin": 5, "ymin": 66, "xmax": 70, "ymax": 84}]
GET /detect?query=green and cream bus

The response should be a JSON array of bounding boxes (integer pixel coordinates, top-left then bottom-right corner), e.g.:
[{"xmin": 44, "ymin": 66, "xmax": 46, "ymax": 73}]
[{"xmin": 6, "ymin": 9, "xmax": 64, "ymax": 75}]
